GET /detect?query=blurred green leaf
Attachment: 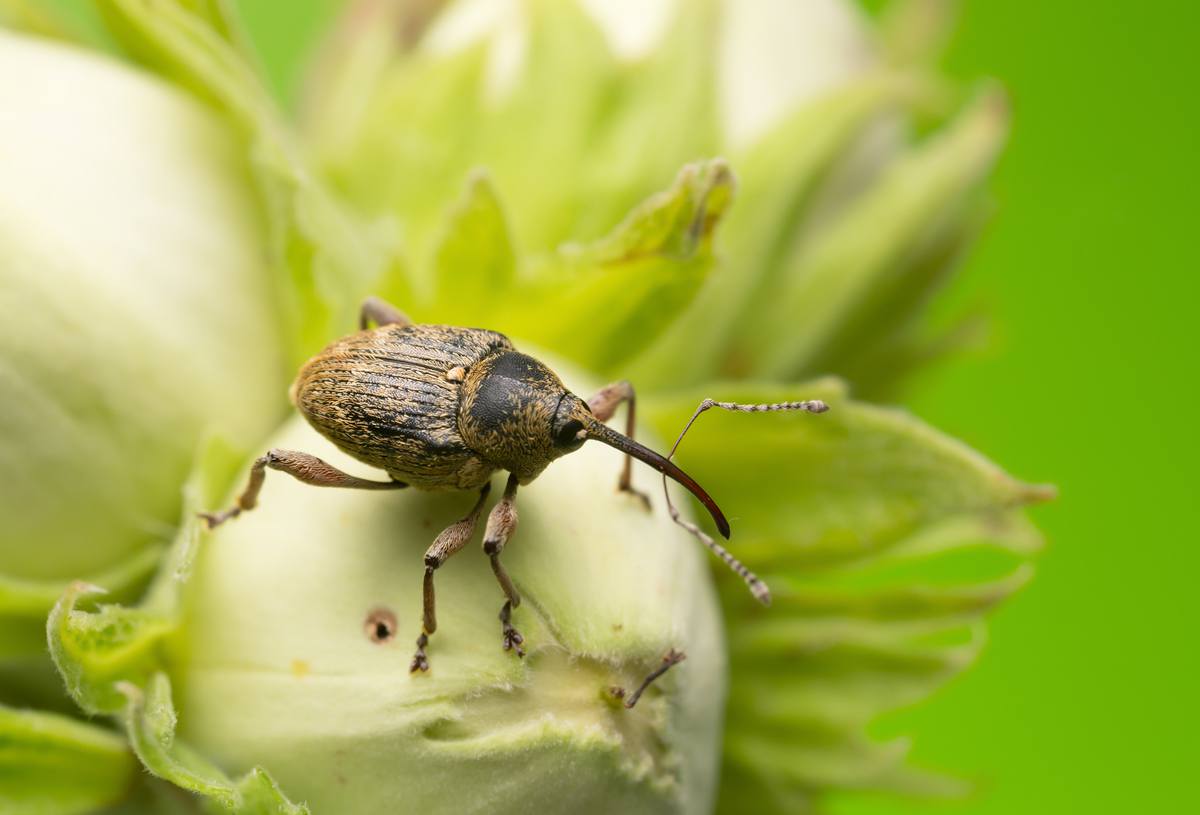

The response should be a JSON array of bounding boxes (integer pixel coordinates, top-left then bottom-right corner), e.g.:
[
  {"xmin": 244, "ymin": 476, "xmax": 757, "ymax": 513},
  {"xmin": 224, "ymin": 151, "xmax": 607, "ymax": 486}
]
[
  {"xmin": 506, "ymin": 159, "xmax": 733, "ymax": 372},
  {"xmin": 119, "ymin": 673, "xmax": 306, "ymax": 814},
  {"xmin": 747, "ymin": 89, "xmax": 1008, "ymax": 379},
  {"xmin": 631, "ymin": 74, "xmax": 921, "ymax": 388},
  {"xmin": 0, "ymin": 0, "xmax": 78, "ymax": 41},
  {"xmin": 817, "ymin": 205, "xmax": 991, "ymax": 398},
  {"xmin": 314, "ymin": 0, "xmax": 725, "ymax": 280},
  {"xmin": 95, "ymin": 0, "xmax": 396, "ymax": 362},
  {"xmin": 46, "ymin": 438, "xmax": 238, "ymax": 716},
  {"xmin": 322, "ymin": 41, "xmax": 489, "ymax": 272},
  {"xmin": 570, "ymin": 0, "xmax": 721, "ymax": 240},
  {"xmin": 480, "ymin": 0, "xmax": 619, "ymax": 251},
  {"xmin": 643, "ymin": 379, "xmax": 1049, "ymax": 812},
  {"xmin": 0, "ymin": 705, "xmax": 135, "ymax": 815},
  {"xmin": 300, "ymin": 0, "xmax": 410, "ymax": 162},
  {"xmin": 0, "ymin": 29, "xmax": 290, "ymax": 667},
  {"xmin": 426, "ymin": 172, "xmax": 515, "ymax": 324}
]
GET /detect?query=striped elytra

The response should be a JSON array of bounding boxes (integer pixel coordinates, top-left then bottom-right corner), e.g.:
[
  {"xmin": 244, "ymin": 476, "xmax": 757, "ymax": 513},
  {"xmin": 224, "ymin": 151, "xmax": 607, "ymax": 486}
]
[{"xmin": 291, "ymin": 324, "xmax": 511, "ymax": 490}]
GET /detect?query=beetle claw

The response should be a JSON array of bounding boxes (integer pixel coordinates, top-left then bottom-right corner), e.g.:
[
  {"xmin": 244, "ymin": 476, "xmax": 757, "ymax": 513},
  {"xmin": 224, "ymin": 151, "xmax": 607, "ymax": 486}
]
[
  {"xmin": 621, "ymin": 484, "xmax": 652, "ymax": 512},
  {"xmin": 502, "ymin": 624, "xmax": 525, "ymax": 658},
  {"xmin": 197, "ymin": 508, "xmax": 239, "ymax": 530}
]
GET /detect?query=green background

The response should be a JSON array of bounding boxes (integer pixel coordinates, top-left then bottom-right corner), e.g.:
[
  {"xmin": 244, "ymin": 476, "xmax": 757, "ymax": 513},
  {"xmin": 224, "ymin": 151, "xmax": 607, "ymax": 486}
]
[
  {"xmin": 841, "ymin": 2, "xmax": 1198, "ymax": 813},
  {"xmin": 55, "ymin": 0, "xmax": 1196, "ymax": 812}
]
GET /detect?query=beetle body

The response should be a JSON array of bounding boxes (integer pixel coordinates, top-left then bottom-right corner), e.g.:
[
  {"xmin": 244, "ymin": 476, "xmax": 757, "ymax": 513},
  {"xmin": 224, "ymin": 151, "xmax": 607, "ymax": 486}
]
[
  {"xmin": 204, "ymin": 297, "xmax": 828, "ymax": 679},
  {"xmin": 291, "ymin": 323, "xmax": 591, "ymax": 490}
]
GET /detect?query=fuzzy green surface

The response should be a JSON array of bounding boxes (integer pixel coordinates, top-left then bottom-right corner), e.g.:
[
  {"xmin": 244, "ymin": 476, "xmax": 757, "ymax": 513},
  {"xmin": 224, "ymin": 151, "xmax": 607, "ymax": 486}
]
[{"xmin": 169, "ymin": 410, "xmax": 725, "ymax": 815}]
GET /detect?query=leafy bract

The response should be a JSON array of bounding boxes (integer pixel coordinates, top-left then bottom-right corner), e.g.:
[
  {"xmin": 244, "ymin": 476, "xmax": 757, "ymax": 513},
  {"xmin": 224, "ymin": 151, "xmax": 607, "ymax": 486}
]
[
  {"xmin": 312, "ymin": 0, "xmax": 723, "ymax": 273},
  {"xmin": 746, "ymin": 90, "xmax": 1008, "ymax": 382},
  {"xmin": 505, "ymin": 159, "xmax": 734, "ymax": 372},
  {"xmin": 643, "ymin": 380, "xmax": 1050, "ymax": 812},
  {"xmin": 44, "ymin": 438, "xmax": 305, "ymax": 813},
  {"xmin": 95, "ymin": 0, "xmax": 396, "ymax": 363},
  {"xmin": 0, "ymin": 705, "xmax": 135, "ymax": 815},
  {"xmin": 426, "ymin": 172, "xmax": 516, "ymax": 324},
  {"xmin": 118, "ymin": 674, "xmax": 307, "ymax": 814},
  {"xmin": 631, "ymin": 74, "xmax": 924, "ymax": 388},
  {"xmin": 46, "ymin": 437, "xmax": 238, "ymax": 717}
]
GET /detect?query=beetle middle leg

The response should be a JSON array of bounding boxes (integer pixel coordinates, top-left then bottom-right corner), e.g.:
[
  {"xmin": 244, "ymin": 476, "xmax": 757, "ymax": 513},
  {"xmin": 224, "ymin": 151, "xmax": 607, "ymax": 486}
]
[
  {"xmin": 199, "ymin": 449, "xmax": 407, "ymax": 529},
  {"xmin": 483, "ymin": 473, "xmax": 525, "ymax": 657},
  {"xmin": 586, "ymin": 380, "xmax": 651, "ymax": 509},
  {"xmin": 410, "ymin": 483, "xmax": 491, "ymax": 673}
]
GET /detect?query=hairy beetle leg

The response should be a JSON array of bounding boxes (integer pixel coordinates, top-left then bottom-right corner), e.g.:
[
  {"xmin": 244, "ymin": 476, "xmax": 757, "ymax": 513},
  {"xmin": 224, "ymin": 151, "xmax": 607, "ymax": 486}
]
[
  {"xmin": 499, "ymin": 600, "xmax": 525, "ymax": 657},
  {"xmin": 410, "ymin": 483, "xmax": 492, "ymax": 674},
  {"xmin": 587, "ymin": 380, "xmax": 652, "ymax": 510},
  {"xmin": 359, "ymin": 295, "xmax": 412, "ymax": 330},
  {"xmin": 410, "ymin": 633, "xmax": 430, "ymax": 673},
  {"xmin": 611, "ymin": 649, "xmax": 687, "ymax": 709},
  {"xmin": 484, "ymin": 474, "xmax": 524, "ymax": 658},
  {"xmin": 199, "ymin": 449, "xmax": 407, "ymax": 530}
]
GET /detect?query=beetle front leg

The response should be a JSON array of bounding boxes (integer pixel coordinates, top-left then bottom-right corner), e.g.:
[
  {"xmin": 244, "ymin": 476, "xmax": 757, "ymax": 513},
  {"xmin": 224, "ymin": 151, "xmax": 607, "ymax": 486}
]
[
  {"xmin": 359, "ymin": 295, "xmax": 412, "ymax": 330},
  {"xmin": 199, "ymin": 449, "xmax": 407, "ymax": 529},
  {"xmin": 410, "ymin": 483, "xmax": 491, "ymax": 673},
  {"xmin": 483, "ymin": 474, "xmax": 524, "ymax": 658},
  {"xmin": 587, "ymin": 380, "xmax": 651, "ymax": 509}
]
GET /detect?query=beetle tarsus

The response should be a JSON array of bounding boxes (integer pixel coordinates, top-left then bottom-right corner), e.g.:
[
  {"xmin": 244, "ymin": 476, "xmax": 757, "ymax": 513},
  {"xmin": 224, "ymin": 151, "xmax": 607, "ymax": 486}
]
[
  {"xmin": 410, "ymin": 632, "xmax": 430, "ymax": 673},
  {"xmin": 197, "ymin": 507, "xmax": 240, "ymax": 529},
  {"xmin": 499, "ymin": 600, "xmax": 525, "ymax": 658},
  {"xmin": 620, "ymin": 482, "xmax": 653, "ymax": 511}
]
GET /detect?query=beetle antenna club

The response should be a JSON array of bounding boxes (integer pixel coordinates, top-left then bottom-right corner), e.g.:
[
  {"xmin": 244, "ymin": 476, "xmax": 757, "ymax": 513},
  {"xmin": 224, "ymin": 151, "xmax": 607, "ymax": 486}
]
[{"xmin": 661, "ymin": 398, "xmax": 830, "ymax": 605}]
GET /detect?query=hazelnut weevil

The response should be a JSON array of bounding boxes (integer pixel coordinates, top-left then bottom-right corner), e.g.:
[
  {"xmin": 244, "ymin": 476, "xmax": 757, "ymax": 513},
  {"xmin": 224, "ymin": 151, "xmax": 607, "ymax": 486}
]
[{"xmin": 201, "ymin": 296, "xmax": 829, "ymax": 704}]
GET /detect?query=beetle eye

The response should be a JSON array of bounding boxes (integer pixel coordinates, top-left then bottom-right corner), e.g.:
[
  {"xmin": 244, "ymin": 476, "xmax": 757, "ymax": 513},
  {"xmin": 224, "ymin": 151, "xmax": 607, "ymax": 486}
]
[{"xmin": 554, "ymin": 419, "xmax": 585, "ymax": 448}]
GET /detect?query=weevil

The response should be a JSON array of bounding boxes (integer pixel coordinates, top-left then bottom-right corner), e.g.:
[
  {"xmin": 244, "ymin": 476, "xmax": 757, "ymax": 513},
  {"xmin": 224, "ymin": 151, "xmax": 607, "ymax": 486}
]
[{"xmin": 201, "ymin": 296, "xmax": 828, "ymax": 700}]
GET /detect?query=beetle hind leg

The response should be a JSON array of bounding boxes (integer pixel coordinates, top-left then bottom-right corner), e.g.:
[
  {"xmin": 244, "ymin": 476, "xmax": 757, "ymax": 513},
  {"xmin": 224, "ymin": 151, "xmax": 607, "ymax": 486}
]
[
  {"xmin": 586, "ymin": 380, "xmax": 651, "ymax": 510},
  {"xmin": 410, "ymin": 483, "xmax": 491, "ymax": 673},
  {"xmin": 199, "ymin": 449, "xmax": 407, "ymax": 529},
  {"xmin": 359, "ymin": 296, "xmax": 412, "ymax": 330},
  {"xmin": 484, "ymin": 474, "xmax": 525, "ymax": 658}
]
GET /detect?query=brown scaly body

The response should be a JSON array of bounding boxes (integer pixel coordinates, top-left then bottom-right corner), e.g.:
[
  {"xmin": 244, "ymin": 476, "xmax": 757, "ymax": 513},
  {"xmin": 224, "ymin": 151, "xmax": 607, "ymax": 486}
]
[
  {"xmin": 291, "ymin": 324, "xmax": 511, "ymax": 491},
  {"xmin": 201, "ymin": 296, "xmax": 828, "ymax": 694}
]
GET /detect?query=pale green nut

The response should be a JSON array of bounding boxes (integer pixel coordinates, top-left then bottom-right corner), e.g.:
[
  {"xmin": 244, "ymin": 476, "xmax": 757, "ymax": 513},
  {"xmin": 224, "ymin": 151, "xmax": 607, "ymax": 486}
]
[
  {"xmin": 0, "ymin": 33, "xmax": 286, "ymax": 614},
  {"xmin": 170, "ymin": 392, "xmax": 725, "ymax": 814}
]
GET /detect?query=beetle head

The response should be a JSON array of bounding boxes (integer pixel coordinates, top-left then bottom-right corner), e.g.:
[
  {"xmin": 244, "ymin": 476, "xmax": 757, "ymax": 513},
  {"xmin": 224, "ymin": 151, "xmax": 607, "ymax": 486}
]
[{"xmin": 459, "ymin": 351, "xmax": 729, "ymax": 537}]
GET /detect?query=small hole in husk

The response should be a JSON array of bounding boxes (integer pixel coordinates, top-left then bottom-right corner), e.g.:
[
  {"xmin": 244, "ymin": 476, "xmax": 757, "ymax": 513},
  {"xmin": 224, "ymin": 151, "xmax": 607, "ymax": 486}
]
[{"xmin": 364, "ymin": 607, "xmax": 397, "ymax": 644}]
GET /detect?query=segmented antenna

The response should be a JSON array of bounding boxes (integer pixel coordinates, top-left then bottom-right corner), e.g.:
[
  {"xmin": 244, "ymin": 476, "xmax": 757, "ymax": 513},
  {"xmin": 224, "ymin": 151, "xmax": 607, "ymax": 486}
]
[{"xmin": 662, "ymin": 398, "xmax": 829, "ymax": 606}]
